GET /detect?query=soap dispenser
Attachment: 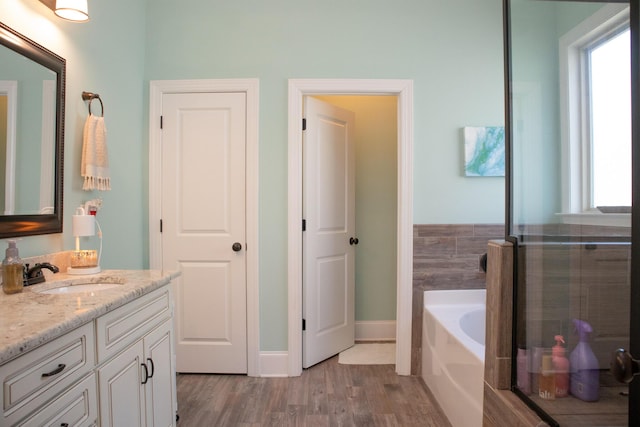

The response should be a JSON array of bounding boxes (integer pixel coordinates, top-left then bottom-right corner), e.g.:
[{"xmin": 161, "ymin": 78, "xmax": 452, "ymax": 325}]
[
  {"xmin": 552, "ymin": 335, "xmax": 570, "ymax": 397},
  {"xmin": 2, "ymin": 240, "xmax": 23, "ymax": 294},
  {"xmin": 569, "ymin": 319, "xmax": 599, "ymax": 401}
]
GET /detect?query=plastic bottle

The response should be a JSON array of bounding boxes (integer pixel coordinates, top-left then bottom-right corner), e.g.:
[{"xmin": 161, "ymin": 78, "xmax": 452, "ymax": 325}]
[
  {"xmin": 530, "ymin": 346, "xmax": 544, "ymax": 394},
  {"xmin": 569, "ymin": 319, "xmax": 599, "ymax": 401},
  {"xmin": 2, "ymin": 240, "xmax": 23, "ymax": 294},
  {"xmin": 552, "ymin": 335, "xmax": 569, "ymax": 397},
  {"xmin": 538, "ymin": 354, "xmax": 555, "ymax": 400},
  {"xmin": 516, "ymin": 347, "xmax": 531, "ymax": 394}
]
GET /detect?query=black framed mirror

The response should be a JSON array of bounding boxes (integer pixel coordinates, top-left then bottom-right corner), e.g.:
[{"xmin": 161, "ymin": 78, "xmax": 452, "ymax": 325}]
[{"xmin": 0, "ymin": 21, "xmax": 65, "ymax": 238}]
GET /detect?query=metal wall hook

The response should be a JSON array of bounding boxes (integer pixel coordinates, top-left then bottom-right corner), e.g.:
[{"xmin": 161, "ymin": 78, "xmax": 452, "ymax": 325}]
[{"xmin": 82, "ymin": 91, "xmax": 104, "ymax": 116}]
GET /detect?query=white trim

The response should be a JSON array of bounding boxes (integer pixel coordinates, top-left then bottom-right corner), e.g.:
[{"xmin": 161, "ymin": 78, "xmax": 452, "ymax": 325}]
[
  {"xmin": 258, "ymin": 352, "xmax": 289, "ymax": 377},
  {"xmin": 149, "ymin": 79, "xmax": 260, "ymax": 377},
  {"xmin": 355, "ymin": 320, "xmax": 397, "ymax": 342},
  {"xmin": 40, "ymin": 80, "xmax": 56, "ymax": 213},
  {"xmin": 559, "ymin": 4, "xmax": 629, "ymax": 215},
  {"xmin": 288, "ymin": 79, "xmax": 414, "ymax": 376},
  {"xmin": 557, "ymin": 212, "xmax": 630, "ymax": 227},
  {"xmin": 0, "ymin": 81, "xmax": 17, "ymax": 215}
]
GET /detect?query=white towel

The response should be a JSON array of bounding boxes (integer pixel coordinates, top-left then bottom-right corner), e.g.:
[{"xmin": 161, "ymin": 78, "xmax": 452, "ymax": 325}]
[{"xmin": 81, "ymin": 114, "xmax": 111, "ymax": 191}]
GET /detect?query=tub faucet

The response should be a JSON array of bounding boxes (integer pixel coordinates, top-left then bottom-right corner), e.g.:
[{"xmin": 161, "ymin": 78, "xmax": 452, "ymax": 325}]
[{"xmin": 24, "ymin": 263, "xmax": 60, "ymax": 286}]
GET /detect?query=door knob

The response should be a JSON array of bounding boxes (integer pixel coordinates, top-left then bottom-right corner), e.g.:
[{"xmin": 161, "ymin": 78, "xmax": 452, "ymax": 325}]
[
  {"xmin": 232, "ymin": 242, "xmax": 242, "ymax": 252},
  {"xmin": 610, "ymin": 348, "xmax": 640, "ymax": 383},
  {"xmin": 349, "ymin": 237, "xmax": 359, "ymax": 245}
]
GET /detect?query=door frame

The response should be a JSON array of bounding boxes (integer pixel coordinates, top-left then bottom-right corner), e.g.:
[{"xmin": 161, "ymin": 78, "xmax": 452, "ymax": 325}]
[
  {"xmin": 287, "ymin": 79, "xmax": 414, "ymax": 376},
  {"xmin": 148, "ymin": 79, "xmax": 260, "ymax": 377}
]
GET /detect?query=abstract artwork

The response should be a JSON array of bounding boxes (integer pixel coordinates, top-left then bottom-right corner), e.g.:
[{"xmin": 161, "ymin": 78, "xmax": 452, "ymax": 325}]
[{"xmin": 464, "ymin": 126, "xmax": 505, "ymax": 177}]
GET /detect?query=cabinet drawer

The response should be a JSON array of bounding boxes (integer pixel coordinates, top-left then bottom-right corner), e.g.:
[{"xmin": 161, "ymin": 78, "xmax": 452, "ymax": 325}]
[
  {"xmin": 16, "ymin": 373, "xmax": 98, "ymax": 427},
  {"xmin": 0, "ymin": 322, "xmax": 95, "ymax": 424},
  {"xmin": 96, "ymin": 286, "xmax": 172, "ymax": 363}
]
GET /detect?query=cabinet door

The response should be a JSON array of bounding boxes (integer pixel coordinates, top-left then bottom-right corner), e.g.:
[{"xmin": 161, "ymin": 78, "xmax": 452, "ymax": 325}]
[
  {"xmin": 143, "ymin": 319, "xmax": 177, "ymax": 427},
  {"xmin": 98, "ymin": 341, "xmax": 145, "ymax": 427}
]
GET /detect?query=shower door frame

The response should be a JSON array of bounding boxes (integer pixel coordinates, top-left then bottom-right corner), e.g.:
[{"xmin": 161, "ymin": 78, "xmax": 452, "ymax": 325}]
[{"xmin": 504, "ymin": 0, "xmax": 640, "ymax": 425}]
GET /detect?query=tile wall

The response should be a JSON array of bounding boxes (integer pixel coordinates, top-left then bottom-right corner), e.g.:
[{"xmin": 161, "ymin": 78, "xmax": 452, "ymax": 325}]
[{"xmin": 412, "ymin": 223, "xmax": 504, "ymax": 374}]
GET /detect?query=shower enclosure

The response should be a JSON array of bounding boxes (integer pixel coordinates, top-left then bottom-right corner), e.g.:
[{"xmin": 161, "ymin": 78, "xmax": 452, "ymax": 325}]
[{"xmin": 504, "ymin": 0, "xmax": 639, "ymax": 425}]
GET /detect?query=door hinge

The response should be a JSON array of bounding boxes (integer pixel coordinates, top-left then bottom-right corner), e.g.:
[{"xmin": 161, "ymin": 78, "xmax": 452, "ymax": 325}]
[
  {"xmin": 302, "ymin": 118, "xmax": 307, "ymax": 131},
  {"xmin": 302, "ymin": 219, "xmax": 306, "ymax": 231},
  {"xmin": 160, "ymin": 116, "xmax": 163, "ymax": 129},
  {"xmin": 302, "ymin": 318, "xmax": 306, "ymax": 331},
  {"xmin": 160, "ymin": 219, "xmax": 163, "ymax": 233}
]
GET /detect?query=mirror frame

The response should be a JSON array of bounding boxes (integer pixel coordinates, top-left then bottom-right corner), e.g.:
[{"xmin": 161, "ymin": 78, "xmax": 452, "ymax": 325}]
[{"xmin": 0, "ymin": 21, "xmax": 65, "ymax": 238}]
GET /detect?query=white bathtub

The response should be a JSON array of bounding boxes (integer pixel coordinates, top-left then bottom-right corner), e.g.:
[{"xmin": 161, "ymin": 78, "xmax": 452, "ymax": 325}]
[{"xmin": 421, "ymin": 289, "xmax": 486, "ymax": 427}]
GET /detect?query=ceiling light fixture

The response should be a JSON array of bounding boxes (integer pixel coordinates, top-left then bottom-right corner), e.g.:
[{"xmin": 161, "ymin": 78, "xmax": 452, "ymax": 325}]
[
  {"xmin": 55, "ymin": 0, "xmax": 89, "ymax": 22},
  {"xmin": 39, "ymin": 0, "xmax": 90, "ymax": 22}
]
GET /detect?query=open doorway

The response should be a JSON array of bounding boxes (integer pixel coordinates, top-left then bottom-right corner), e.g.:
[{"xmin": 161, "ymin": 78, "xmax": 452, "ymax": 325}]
[
  {"xmin": 287, "ymin": 79, "xmax": 414, "ymax": 376},
  {"xmin": 302, "ymin": 95, "xmax": 397, "ymax": 368}
]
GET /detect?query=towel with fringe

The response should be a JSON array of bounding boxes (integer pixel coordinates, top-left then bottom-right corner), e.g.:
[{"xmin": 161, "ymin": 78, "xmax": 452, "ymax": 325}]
[{"xmin": 81, "ymin": 114, "xmax": 111, "ymax": 191}]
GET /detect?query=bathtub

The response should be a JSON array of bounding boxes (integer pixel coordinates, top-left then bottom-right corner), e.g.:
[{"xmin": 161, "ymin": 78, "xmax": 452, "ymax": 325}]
[{"xmin": 421, "ymin": 289, "xmax": 486, "ymax": 427}]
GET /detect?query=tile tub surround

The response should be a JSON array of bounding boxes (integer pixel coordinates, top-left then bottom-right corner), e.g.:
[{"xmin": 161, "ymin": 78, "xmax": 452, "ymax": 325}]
[
  {"xmin": 483, "ymin": 240, "xmax": 545, "ymax": 426},
  {"xmin": 0, "ymin": 269, "xmax": 179, "ymax": 365},
  {"xmin": 412, "ymin": 224, "xmax": 504, "ymax": 375}
]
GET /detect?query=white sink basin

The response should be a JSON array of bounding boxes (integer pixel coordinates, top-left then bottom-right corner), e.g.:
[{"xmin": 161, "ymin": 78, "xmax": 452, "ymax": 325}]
[{"xmin": 40, "ymin": 283, "xmax": 122, "ymax": 294}]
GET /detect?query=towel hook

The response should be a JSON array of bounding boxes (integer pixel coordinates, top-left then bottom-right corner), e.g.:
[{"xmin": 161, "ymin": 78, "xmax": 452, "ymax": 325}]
[{"xmin": 82, "ymin": 91, "xmax": 104, "ymax": 117}]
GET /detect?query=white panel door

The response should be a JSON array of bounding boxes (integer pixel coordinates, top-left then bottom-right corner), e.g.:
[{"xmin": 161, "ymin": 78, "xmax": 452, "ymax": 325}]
[
  {"xmin": 303, "ymin": 97, "xmax": 356, "ymax": 368},
  {"xmin": 162, "ymin": 92, "xmax": 247, "ymax": 373}
]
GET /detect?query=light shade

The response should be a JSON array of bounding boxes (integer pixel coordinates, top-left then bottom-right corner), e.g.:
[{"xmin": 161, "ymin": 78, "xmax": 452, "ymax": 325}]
[
  {"xmin": 55, "ymin": 0, "xmax": 89, "ymax": 22},
  {"xmin": 72, "ymin": 214, "xmax": 95, "ymax": 237}
]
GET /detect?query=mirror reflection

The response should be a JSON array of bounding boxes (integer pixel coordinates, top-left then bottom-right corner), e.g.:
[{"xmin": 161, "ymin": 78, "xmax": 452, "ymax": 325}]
[{"xmin": 0, "ymin": 45, "xmax": 56, "ymax": 215}]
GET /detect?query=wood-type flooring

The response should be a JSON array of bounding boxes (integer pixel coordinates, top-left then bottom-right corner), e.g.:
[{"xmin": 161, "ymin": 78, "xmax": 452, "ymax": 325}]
[{"xmin": 176, "ymin": 355, "xmax": 452, "ymax": 426}]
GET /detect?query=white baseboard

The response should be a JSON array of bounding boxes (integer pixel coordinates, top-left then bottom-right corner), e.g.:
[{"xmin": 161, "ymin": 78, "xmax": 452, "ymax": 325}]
[
  {"xmin": 259, "ymin": 351, "xmax": 289, "ymax": 377},
  {"xmin": 355, "ymin": 320, "xmax": 396, "ymax": 341}
]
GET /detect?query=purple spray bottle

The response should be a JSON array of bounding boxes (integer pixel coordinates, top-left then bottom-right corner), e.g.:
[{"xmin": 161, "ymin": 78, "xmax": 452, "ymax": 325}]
[{"xmin": 569, "ymin": 319, "xmax": 599, "ymax": 401}]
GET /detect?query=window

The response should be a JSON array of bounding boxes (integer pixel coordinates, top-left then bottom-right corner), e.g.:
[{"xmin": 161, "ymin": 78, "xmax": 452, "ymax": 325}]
[
  {"xmin": 589, "ymin": 28, "xmax": 630, "ymax": 207},
  {"xmin": 560, "ymin": 5, "xmax": 630, "ymax": 219}
]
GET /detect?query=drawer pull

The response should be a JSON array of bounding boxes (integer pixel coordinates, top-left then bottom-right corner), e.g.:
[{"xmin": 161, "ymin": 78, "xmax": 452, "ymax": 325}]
[
  {"xmin": 42, "ymin": 363, "xmax": 66, "ymax": 378},
  {"xmin": 61, "ymin": 424, "xmax": 69, "ymax": 427},
  {"xmin": 147, "ymin": 358, "xmax": 155, "ymax": 379}
]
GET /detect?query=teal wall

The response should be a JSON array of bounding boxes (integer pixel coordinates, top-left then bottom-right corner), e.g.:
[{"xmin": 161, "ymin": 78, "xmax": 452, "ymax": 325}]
[
  {"xmin": 1, "ymin": 0, "xmax": 505, "ymax": 352},
  {"xmin": 1, "ymin": 0, "xmax": 148, "ymax": 268}
]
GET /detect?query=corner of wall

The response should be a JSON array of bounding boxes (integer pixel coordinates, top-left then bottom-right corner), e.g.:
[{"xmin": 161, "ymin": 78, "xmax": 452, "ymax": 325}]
[{"xmin": 482, "ymin": 240, "xmax": 545, "ymax": 426}]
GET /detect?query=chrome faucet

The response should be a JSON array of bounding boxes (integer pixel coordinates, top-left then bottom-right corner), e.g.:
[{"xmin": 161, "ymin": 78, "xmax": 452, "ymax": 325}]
[{"xmin": 23, "ymin": 263, "xmax": 60, "ymax": 286}]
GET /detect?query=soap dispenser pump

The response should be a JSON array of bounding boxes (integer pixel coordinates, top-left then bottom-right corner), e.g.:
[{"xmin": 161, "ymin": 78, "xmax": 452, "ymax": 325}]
[{"xmin": 552, "ymin": 335, "xmax": 570, "ymax": 397}]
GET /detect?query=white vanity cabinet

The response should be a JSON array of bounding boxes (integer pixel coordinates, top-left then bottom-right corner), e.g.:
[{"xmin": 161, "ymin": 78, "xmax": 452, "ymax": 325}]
[
  {"xmin": 0, "ymin": 282, "xmax": 177, "ymax": 427},
  {"xmin": 96, "ymin": 286, "xmax": 175, "ymax": 427},
  {"xmin": 0, "ymin": 322, "xmax": 97, "ymax": 426}
]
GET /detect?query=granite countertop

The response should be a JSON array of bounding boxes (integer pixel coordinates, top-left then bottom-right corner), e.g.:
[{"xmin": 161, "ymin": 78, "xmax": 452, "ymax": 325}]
[{"xmin": 0, "ymin": 269, "xmax": 180, "ymax": 365}]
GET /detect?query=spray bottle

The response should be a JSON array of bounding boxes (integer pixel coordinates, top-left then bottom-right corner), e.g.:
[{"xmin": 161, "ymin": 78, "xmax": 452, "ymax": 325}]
[
  {"xmin": 552, "ymin": 335, "xmax": 569, "ymax": 397},
  {"xmin": 569, "ymin": 319, "xmax": 599, "ymax": 401}
]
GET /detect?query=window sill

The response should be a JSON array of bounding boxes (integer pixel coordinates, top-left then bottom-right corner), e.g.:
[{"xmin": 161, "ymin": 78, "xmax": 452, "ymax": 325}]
[{"xmin": 556, "ymin": 212, "xmax": 630, "ymax": 227}]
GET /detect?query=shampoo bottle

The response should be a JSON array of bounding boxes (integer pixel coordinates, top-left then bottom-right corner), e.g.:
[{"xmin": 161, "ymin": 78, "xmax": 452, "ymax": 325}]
[
  {"xmin": 552, "ymin": 335, "xmax": 570, "ymax": 397},
  {"xmin": 2, "ymin": 240, "xmax": 23, "ymax": 294},
  {"xmin": 569, "ymin": 319, "xmax": 599, "ymax": 401}
]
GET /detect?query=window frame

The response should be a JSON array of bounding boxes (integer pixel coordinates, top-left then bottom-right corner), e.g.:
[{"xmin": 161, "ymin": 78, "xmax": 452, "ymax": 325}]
[{"xmin": 559, "ymin": 4, "xmax": 630, "ymax": 226}]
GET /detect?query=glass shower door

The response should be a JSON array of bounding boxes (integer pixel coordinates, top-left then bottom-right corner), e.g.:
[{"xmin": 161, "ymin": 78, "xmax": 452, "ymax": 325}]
[{"xmin": 504, "ymin": 0, "xmax": 638, "ymax": 425}]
